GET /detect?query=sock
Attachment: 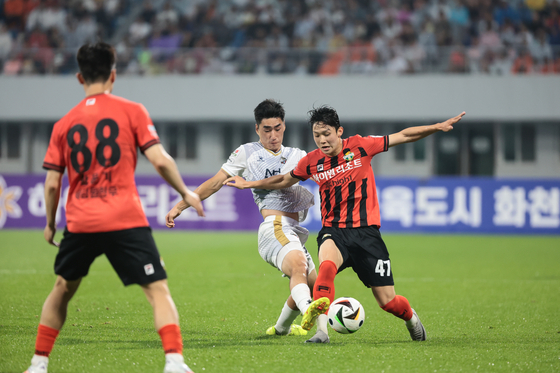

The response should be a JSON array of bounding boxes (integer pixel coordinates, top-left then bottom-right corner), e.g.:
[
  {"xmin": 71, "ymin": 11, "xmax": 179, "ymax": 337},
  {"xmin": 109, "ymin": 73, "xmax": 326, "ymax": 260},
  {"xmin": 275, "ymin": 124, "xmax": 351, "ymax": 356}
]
[
  {"xmin": 34, "ymin": 324, "xmax": 59, "ymax": 357},
  {"xmin": 30, "ymin": 355, "xmax": 49, "ymax": 367},
  {"xmin": 158, "ymin": 324, "xmax": 183, "ymax": 355},
  {"xmin": 313, "ymin": 260, "xmax": 337, "ymax": 303},
  {"xmin": 381, "ymin": 295, "xmax": 413, "ymax": 322},
  {"xmin": 291, "ymin": 283, "xmax": 312, "ymax": 314},
  {"xmin": 165, "ymin": 353, "xmax": 185, "ymax": 365},
  {"xmin": 275, "ymin": 301, "xmax": 300, "ymax": 334},
  {"xmin": 316, "ymin": 313, "xmax": 329, "ymax": 334}
]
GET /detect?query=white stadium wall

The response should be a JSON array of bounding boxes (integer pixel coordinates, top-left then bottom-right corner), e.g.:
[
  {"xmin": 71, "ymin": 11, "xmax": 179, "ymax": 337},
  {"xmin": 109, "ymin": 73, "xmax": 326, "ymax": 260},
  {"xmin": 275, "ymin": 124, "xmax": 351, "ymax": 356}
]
[
  {"xmin": 0, "ymin": 75, "xmax": 559, "ymax": 177},
  {"xmin": 1, "ymin": 75, "xmax": 559, "ymax": 121}
]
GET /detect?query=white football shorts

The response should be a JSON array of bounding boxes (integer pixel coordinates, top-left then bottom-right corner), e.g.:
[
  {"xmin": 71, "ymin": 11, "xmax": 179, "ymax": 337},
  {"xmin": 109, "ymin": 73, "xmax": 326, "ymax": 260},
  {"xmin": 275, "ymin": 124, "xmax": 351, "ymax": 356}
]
[{"xmin": 257, "ymin": 215, "xmax": 315, "ymax": 275}]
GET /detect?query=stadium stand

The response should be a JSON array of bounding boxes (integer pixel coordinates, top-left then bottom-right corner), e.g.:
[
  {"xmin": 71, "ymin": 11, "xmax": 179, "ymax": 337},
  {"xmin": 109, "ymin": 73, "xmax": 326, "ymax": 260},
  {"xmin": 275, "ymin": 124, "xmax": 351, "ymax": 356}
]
[{"xmin": 1, "ymin": 0, "xmax": 559, "ymax": 75}]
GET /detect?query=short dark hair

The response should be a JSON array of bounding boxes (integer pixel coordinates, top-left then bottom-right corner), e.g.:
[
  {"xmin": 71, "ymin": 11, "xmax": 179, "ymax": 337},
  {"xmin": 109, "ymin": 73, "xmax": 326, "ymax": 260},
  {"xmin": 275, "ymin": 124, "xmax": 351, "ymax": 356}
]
[
  {"xmin": 77, "ymin": 42, "xmax": 116, "ymax": 84},
  {"xmin": 254, "ymin": 99, "xmax": 285, "ymax": 125},
  {"xmin": 308, "ymin": 105, "xmax": 341, "ymax": 131}
]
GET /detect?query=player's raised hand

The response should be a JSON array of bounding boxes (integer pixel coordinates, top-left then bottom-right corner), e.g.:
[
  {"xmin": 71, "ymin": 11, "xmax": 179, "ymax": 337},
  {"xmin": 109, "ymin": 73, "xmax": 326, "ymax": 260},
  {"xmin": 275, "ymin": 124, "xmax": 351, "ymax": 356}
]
[
  {"xmin": 44, "ymin": 225, "xmax": 59, "ymax": 247},
  {"xmin": 184, "ymin": 189, "xmax": 205, "ymax": 217},
  {"xmin": 165, "ymin": 206, "xmax": 182, "ymax": 228},
  {"xmin": 223, "ymin": 176, "xmax": 249, "ymax": 189},
  {"xmin": 437, "ymin": 111, "xmax": 466, "ymax": 132}
]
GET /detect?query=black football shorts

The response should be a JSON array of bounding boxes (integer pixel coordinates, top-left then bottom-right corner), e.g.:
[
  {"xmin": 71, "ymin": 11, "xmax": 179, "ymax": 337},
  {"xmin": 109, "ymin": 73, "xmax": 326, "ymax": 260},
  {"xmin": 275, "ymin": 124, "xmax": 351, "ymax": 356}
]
[
  {"xmin": 317, "ymin": 225, "xmax": 394, "ymax": 288},
  {"xmin": 54, "ymin": 226, "xmax": 167, "ymax": 286}
]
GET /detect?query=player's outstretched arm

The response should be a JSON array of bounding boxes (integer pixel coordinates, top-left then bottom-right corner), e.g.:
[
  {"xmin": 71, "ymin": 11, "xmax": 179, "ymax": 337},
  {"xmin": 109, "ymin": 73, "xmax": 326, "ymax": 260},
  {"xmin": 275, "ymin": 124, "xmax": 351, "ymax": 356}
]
[
  {"xmin": 388, "ymin": 111, "xmax": 466, "ymax": 148},
  {"xmin": 223, "ymin": 173, "xmax": 299, "ymax": 190},
  {"xmin": 165, "ymin": 169, "xmax": 230, "ymax": 228},
  {"xmin": 44, "ymin": 170, "xmax": 63, "ymax": 247},
  {"xmin": 144, "ymin": 144, "xmax": 205, "ymax": 218}
]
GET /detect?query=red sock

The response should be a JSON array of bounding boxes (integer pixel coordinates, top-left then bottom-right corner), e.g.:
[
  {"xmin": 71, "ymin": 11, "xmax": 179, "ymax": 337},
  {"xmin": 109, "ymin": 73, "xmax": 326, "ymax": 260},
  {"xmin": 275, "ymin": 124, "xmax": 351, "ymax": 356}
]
[
  {"xmin": 313, "ymin": 260, "xmax": 338, "ymax": 303},
  {"xmin": 35, "ymin": 324, "xmax": 59, "ymax": 357},
  {"xmin": 158, "ymin": 324, "xmax": 183, "ymax": 354},
  {"xmin": 381, "ymin": 295, "xmax": 413, "ymax": 321}
]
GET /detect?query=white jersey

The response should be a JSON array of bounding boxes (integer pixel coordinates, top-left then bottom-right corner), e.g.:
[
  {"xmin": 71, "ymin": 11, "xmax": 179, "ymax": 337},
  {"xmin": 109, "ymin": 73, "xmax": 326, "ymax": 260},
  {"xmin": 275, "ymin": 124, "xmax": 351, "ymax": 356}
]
[{"xmin": 221, "ymin": 142, "xmax": 314, "ymax": 221}]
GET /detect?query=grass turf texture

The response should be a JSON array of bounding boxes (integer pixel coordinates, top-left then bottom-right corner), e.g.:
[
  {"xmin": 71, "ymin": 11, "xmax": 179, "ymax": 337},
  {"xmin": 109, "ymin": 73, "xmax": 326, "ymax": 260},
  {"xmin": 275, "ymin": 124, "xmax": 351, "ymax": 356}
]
[{"xmin": 1, "ymin": 231, "xmax": 559, "ymax": 373}]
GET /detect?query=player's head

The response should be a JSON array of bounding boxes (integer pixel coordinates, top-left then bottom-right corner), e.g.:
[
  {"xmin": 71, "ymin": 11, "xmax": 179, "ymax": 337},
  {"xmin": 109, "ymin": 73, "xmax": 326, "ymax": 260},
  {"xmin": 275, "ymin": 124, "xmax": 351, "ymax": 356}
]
[
  {"xmin": 254, "ymin": 99, "xmax": 286, "ymax": 153},
  {"xmin": 308, "ymin": 105, "xmax": 344, "ymax": 157},
  {"xmin": 76, "ymin": 42, "xmax": 116, "ymax": 88}
]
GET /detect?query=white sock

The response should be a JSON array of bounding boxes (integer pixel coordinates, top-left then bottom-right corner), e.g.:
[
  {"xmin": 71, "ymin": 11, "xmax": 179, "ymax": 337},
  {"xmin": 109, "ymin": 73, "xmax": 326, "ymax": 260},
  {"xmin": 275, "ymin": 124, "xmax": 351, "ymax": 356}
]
[
  {"xmin": 405, "ymin": 314, "xmax": 418, "ymax": 328},
  {"xmin": 165, "ymin": 353, "xmax": 184, "ymax": 364},
  {"xmin": 291, "ymin": 283, "xmax": 312, "ymax": 314},
  {"xmin": 31, "ymin": 355, "xmax": 49, "ymax": 366},
  {"xmin": 275, "ymin": 301, "xmax": 300, "ymax": 334},
  {"xmin": 316, "ymin": 314, "xmax": 329, "ymax": 334}
]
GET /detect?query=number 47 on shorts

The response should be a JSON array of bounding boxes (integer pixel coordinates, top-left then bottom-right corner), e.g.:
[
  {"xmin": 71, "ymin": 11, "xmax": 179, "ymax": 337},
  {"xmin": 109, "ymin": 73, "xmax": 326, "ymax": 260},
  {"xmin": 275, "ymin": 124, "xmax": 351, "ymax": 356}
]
[{"xmin": 375, "ymin": 259, "xmax": 391, "ymax": 277}]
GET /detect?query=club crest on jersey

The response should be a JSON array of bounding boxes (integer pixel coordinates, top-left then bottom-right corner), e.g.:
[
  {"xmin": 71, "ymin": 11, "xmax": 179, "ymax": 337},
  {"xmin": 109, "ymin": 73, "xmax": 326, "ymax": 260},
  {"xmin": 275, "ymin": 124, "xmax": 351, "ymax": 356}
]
[
  {"xmin": 317, "ymin": 164, "xmax": 324, "ymax": 172},
  {"xmin": 148, "ymin": 124, "xmax": 158, "ymax": 136},
  {"xmin": 280, "ymin": 157, "xmax": 287, "ymax": 164},
  {"xmin": 343, "ymin": 151, "xmax": 355, "ymax": 162},
  {"xmin": 231, "ymin": 149, "xmax": 240, "ymax": 157}
]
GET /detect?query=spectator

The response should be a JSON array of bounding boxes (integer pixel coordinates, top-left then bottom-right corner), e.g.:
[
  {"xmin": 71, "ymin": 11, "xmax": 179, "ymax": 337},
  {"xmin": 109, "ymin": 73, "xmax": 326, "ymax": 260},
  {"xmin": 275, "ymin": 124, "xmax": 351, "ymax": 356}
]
[
  {"xmin": 525, "ymin": 0, "xmax": 547, "ymax": 12},
  {"xmin": 403, "ymin": 37, "xmax": 427, "ymax": 72},
  {"xmin": 418, "ymin": 19, "xmax": 438, "ymax": 63},
  {"xmin": 434, "ymin": 10, "xmax": 452, "ymax": 46},
  {"xmin": 3, "ymin": 52, "xmax": 23, "ymax": 75},
  {"xmin": 75, "ymin": 14, "xmax": 98, "ymax": 46},
  {"xmin": 548, "ymin": 25, "xmax": 560, "ymax": 57},
  {"xmin": 479, "ymin": 20, "xmax": 502, "ymax": 49},
  {"xmin": 129, "ymin": 16, "xmax": 152, "ymax": 44},
  {"xmin": 381, "ymin": 14, "xmax": 402, "ymax": 41},
  {"xmin": 31, "ymin": 0, "xmax": 67, "ymax": 33},
  {"xmin": 25, "ymin": 1, "xmax": 46, "ymax": 32},
  {"xmin": 449, "ymin": 0, "xmax": 470, "ymax": 44},
  {"xmin": 410, "ymin": 0, "xmax": 431, "ymax": 31},
  {"xmin": 539, "ymin": 56, "xmax": 556, "ymax": 73},
  {"xmin": 64, "ymin": 19, "xmax": 83, "ymax": 50},
  {"xmin": 489, "ymin": 48, "xmax": 512, "ymax": 75},
  {"xmin": 266, "ymin": 25, "xmax": 289, "ymax": 49},
  {"xmin": 4, "ymin": 0, "xmax": 25, "ymax": 31},
  {"xmin": 511, "ymin": 48, "xmax": 534, "ymax": 73},
  {"xmin": 499, "ymin": 19, "xmax": 517, "ymax": 47},
  {"xmin": 467, "ymin": 35, "xmax": 483, "ymax": 73},
  {"xmin": 0, "ymin": 22, "xmax": 14, "ymax": 63},
  {"xmin": 430, "ymin": 0, "xmax": 451, "ymax": 22},
  {"xmin": 156, "ymin": 2, "xmax": 179, "ymax": 28},
  {"xmin": 386, "ymin": 47, "xmax": 409, "ymax": 74},
  {"xmin": 529, "ymin": 28, "xmax": 552, "ymax": 63},
  {"xmin": 493, "ymin": 0, "xmax": 521, "ymax": 27},
  {"xmin": 448, "ymin": 46, "xmax": 468, "ymax": 72},
  {"xmin": 140, "ymin": 1, "xmax": 157, "ymax": 24}
]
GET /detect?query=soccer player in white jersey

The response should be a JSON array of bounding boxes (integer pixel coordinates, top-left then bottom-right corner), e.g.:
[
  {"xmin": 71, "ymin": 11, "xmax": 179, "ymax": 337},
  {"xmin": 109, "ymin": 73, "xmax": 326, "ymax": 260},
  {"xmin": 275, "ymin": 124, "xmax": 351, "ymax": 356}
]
[{"xmin": 165, "ymin": 99, "xmax": 329, "ymax": 335}]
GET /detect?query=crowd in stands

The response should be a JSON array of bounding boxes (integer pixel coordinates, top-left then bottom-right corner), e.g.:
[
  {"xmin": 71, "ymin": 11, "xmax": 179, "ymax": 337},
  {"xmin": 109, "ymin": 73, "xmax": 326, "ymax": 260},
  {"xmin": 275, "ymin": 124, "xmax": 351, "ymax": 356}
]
[
  {"xmin": 1, "ymin": 0, "xmax": 560, "ymax": 75},
  {"xmin": 0, "ymin": 0, "xmax": 130, "ymax": 74}
]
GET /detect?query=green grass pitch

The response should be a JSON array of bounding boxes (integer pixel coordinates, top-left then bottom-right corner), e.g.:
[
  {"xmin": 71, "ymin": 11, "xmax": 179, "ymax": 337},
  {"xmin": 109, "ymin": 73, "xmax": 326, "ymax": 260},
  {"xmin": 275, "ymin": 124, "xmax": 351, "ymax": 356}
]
[{"xmin": 1, "ymin": 230, "xmax": 559, "ymax": 373}]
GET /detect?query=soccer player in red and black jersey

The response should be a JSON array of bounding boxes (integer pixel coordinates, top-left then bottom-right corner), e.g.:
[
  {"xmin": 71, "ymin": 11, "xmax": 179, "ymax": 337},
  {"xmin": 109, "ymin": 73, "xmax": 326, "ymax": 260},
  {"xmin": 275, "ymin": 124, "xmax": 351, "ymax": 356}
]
[
  {"xmin": 225, "ymin": 105, "xmax": 465, "ymax": 343},
  {"xmin": 24, "ymin": 43, "xmax": 204, "ymax": 373}
]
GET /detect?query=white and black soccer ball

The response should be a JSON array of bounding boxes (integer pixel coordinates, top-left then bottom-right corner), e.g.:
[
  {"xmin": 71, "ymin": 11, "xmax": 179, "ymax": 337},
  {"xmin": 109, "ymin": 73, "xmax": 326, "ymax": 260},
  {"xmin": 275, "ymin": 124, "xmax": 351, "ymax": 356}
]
[{"xmin": 328, "ymin": 297, "xmax": 365, "ymax": 334}]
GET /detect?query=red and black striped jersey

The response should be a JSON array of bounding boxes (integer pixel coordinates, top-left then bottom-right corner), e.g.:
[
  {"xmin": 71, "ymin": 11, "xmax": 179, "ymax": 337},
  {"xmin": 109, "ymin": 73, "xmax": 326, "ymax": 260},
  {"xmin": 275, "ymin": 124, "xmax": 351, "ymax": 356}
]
[{"xmin": 291, "ymin": 134, "xmax": 388, "ymax": 228}]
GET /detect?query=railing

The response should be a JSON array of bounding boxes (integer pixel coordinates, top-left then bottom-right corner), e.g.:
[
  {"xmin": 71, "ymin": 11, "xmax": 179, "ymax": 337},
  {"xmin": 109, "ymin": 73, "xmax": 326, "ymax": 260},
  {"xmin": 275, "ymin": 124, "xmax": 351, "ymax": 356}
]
[{"xmin": 1, "ymin": 45, "xmax": 559, "ymax": 76}]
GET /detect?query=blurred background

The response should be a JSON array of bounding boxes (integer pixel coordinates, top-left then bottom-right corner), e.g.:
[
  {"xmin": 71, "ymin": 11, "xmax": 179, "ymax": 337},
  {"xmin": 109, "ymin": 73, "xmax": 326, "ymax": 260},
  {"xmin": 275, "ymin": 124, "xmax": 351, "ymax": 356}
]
[{"xmin": 0, "ymin": 0, "xmax": 558, "ymax": 233}]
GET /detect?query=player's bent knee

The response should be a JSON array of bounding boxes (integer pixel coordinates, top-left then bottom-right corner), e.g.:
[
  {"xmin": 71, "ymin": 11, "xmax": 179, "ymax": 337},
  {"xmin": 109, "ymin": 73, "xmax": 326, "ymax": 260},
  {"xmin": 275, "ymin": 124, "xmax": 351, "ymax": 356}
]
[{"xmin": 142, "ymin": 279, "xmax": 170, "ymax": 296}]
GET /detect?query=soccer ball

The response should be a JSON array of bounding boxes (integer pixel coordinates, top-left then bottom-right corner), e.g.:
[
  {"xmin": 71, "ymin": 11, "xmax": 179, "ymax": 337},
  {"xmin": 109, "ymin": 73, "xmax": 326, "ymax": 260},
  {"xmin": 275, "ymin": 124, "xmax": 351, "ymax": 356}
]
[{"xmin": 328, "ymin": 297, "xmax": 365, "ymax": 334}]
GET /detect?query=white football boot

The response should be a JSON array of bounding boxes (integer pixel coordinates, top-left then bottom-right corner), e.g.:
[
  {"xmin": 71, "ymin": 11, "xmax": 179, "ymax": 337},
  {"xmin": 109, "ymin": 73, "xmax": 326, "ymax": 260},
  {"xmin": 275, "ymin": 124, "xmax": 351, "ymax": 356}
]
[
  {"xmin": 304, "ymin": 330, "xmax": 330, "ymax": 344},
  {"xmin": 407, "ymin": 309, "xmax": 427, "ymax": 341},
  {"xmin": 24, "ymin": 355, "xmax": 48, "ymax": 373},
  {"xmin": 163, "ymin": 353, "xmax": 194, "ymax": 373}
]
